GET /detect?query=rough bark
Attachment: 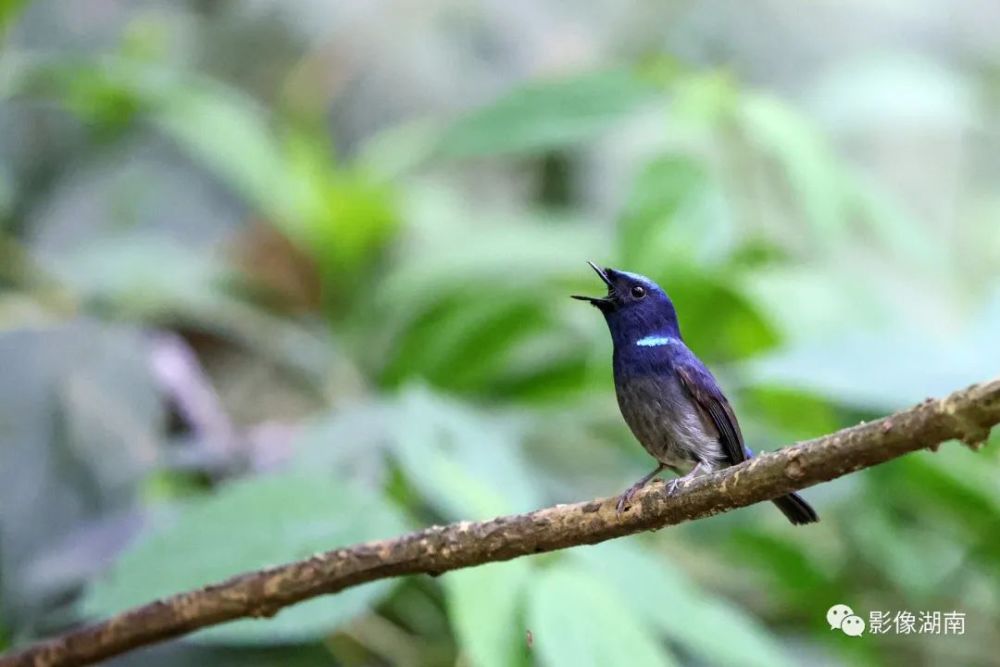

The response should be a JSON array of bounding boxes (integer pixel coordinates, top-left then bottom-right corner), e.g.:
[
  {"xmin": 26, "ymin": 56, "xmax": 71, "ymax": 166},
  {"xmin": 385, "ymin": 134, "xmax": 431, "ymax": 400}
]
[{"xmin": 4, "ymin": 378, "xmax": 999, "ymax": 667}]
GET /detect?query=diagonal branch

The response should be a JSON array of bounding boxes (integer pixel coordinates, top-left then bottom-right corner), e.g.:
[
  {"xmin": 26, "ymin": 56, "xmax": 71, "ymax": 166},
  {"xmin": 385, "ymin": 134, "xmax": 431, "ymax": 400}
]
[{"xmin": 4, "ymin": 378, "xmax": 1000, "ymax": 667}]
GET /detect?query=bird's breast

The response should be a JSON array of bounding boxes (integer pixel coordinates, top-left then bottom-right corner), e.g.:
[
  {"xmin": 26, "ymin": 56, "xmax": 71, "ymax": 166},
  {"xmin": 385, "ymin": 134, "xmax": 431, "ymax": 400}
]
[{"xmin": 614, "ymin": 373, "xmax": 722, "ymax": 470}]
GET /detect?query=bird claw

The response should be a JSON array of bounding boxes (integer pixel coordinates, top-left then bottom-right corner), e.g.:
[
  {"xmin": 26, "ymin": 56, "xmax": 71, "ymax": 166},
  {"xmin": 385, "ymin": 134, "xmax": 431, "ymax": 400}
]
[
  {"xmin": 619, "ymin": 476, "xmax": 684, "ymax": 513},
  {"xmin": 666, "ymin": 462, "xmax": 710, "ymax": 496},
  {"xmin": 615, "ymin": 463, "xmax": 669, "ymax": 517},
  {"xmin": 615, "ymin": 487, "xmax": 637, "ymax": 516}
]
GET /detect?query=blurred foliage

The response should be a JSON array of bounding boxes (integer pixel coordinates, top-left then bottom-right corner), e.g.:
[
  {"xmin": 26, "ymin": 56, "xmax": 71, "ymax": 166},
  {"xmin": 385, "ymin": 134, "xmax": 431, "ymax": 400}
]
[
  {"xmin": 1, "ymin": 2, "xmax": 999, "ymax": 666},
  {"xmin": 435, "ymin": 69, "xmax": 657, "ymax": 158}
]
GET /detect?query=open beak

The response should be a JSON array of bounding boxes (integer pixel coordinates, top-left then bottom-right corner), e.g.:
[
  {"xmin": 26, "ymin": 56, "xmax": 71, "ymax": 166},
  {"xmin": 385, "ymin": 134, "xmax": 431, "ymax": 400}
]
[{"xmin": 571, "ymin": 261, "xmax": 616, "ymax": 308}]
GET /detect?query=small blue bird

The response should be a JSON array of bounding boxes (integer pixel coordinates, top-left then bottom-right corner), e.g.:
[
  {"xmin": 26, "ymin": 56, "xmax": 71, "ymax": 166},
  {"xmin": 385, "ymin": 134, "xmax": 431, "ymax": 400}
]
[{"xmin": 573, "ymin": 262, "xmax": 818, "ymax": 524}]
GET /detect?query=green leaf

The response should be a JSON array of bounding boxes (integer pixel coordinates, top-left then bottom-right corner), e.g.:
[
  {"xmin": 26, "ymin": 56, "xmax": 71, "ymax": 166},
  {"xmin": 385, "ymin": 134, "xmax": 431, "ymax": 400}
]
[
  {"xmin": 571, "ymin": 542, "xmax": 796, "ymax": 667},
  {"xmin": 152, "ymin": 83, "xmax": 294, "ymax": 221},
  {"xmin": 746, "ymin": 328, "xmax": 1000, "ymax": 412},
  {"xmin": 843, "ymin": 501, "xmax": 964, "ymax": 598},
  {"xmin": 889, "ymin": 448, "xmax": 1000, "ymax": 532},
  {"xmin": 11, "ymin": 57, "xmax": 297, "ymax": 227},
  {"xmin": 845, "ymin": 172, "xmax": 945, "ymax": 275},
  {"xmin": 0, "ymin": 164, "xmax": 11, "ymax": 221},
  {"xmin": 43, "ymin": 237, "xmax": 339, "ymax": 390},
  {"xmin": 367, "ymin": 193, "xmax": 601, "ymax": 397},
  {"xmin": 739, "ymin": 94, "xmax": 849, "ymax": 248},
  {"xmin": 445, "ymin": 559, "xmax": 530, "ymax": 667},
  {"xmin": 743, "ymin": 265, "xmax": 889, "ymax": 344},
  {"xmin": 723, "ymin": 531, "xmax": 838, "ymax": 611},
  {"xmin": 280, "ymin": 128, "xmax": 399, "ymax": 277},
  {"xmin": 663, "ymin": 269, "xmax": 780, "ymax": 362},
  {"xmin": 618, "ymin": 155, "xmax": 713, "ymax": 269},
  {"xmin": 83, "ymin": 473, "xmax": 408, "ymax": 644},
  {"xmin": 437, "ymin": 69, "xmax": 656, "ymax": 158},
  {"xmin": 527, "ymin": 562, "xmax": 676, "ymax": 667},
  {"xmin": 737, "ymin": 91, "xmax": 944, "ymax": 273},
  {"xmin": 0, "ymin": 323, "xmax": 162, "ymax": 616},
  {"xmin": 743, "ymin": 386, "xmax": 840, "ymax": 443},
  {"xmin": 387, "ymin": 387, "xmax": 542, "ymax": 519},
  {"xmin": 0, "ymin": 0, "xmax": 29, "ymax": 36}
]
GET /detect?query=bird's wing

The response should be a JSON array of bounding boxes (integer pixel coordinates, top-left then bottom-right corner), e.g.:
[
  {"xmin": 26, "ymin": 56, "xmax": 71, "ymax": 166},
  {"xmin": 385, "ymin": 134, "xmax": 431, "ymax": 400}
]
[{"xmin": 676, "ymin": 363, "xmax": 748, "ymax": 466}]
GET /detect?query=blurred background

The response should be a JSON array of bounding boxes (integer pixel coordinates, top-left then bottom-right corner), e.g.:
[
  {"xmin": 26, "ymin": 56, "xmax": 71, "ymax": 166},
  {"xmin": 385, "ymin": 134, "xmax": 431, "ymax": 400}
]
[{"xmin": 2, "ymin": 1, "xmax": 999, "ymax": 665}]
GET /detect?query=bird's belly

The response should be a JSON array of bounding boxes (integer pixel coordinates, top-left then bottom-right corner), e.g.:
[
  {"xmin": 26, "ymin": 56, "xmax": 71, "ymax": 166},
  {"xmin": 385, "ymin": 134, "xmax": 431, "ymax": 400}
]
[{"xmin": 615, "ymin": 376, "xmax": 723, "ymax": 471}]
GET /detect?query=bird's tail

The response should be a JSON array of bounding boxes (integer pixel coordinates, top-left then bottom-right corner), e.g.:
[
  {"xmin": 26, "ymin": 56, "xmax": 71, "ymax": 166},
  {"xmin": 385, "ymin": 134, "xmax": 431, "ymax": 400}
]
[
  {"xmin": 772, "ymin": 492, "xmax": 819, "ymax": 525},
  {"xmin": 741, "ymin": 445, "xmax": 819, "ymax": 525}
]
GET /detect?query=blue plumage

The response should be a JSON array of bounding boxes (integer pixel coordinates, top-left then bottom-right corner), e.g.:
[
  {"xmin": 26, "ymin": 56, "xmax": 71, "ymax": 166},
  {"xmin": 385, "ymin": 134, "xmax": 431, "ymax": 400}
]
[{"xmin": 573, "ymin": 262, "xmax": 818, "ymax": 524}]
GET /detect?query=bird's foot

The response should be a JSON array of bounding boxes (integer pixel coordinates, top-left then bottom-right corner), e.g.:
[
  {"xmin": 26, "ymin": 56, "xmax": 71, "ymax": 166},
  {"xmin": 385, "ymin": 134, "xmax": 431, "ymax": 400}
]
[
  {"xmin": 615, "ymin": 484, "xmax": 641, "ymax": 516},
  {"xmin": 614, "ymin": 463, "xmax": 666, "ymax": 516},
  {"xmin": 666, "ymin": 462, "xmax": 711, "ymax": 496}
]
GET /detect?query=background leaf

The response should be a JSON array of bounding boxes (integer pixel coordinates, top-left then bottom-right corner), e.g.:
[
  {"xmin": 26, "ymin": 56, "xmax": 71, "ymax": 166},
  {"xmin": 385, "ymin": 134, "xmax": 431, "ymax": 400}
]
[
  {"xmin": 388, "ymin": 387, "xmax": 543, "ymax": 519},
  {"xmin": 572, "ymin": 542, "xmax": 798, "ymax": 667},
  {"xmin": 444, "ymin": 560, "xmax": 530, "ymax": 667},
  {"xmin": 83, "ymin": 473, "xmax": 408, "ymax": 644},
  {"xmin": 527, "ymin": 562, "xmax": 677, "ymax": 667},
  {"xmin": 437, "ymin": 69, "xmax": 657, "ymax": 158}
]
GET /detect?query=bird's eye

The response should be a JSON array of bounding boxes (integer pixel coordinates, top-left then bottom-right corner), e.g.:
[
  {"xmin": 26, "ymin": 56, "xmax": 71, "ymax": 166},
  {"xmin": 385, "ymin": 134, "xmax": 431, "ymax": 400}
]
[{"xmin": 631, "ymin": 285, "xmax": 646, "ymax": 299}]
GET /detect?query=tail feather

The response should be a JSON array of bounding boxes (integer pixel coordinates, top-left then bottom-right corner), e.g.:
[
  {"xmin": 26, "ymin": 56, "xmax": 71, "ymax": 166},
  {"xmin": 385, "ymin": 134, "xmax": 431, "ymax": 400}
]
[
  {"xmin": 744, "ymin": 446, "xmax": 819, "ymax": 525},
  {"xmin": 772, "ymin": 492, "xmax": 819, "ymax": 525}
]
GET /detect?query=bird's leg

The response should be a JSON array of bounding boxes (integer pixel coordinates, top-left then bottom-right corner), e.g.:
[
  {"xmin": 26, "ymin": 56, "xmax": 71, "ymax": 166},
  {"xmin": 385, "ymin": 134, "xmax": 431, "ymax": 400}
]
[
  {"xmin": 615, "ymin": 463, "xmax": 665, "ymax": 515},
  {"xmin": 665, "ymin": 461, "xmax": 711, "ymax": 496}
]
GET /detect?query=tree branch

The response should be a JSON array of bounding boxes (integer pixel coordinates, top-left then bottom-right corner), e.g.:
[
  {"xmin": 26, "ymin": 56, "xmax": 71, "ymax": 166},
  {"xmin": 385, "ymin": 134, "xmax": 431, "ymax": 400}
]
[{"xmin": 5, "ymin": 378, "xmax": 1000, "ymax": 667}]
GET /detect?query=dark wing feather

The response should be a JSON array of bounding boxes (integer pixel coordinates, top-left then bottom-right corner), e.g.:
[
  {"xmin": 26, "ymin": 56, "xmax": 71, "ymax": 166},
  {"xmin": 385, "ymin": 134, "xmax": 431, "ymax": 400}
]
[{"xmin": 676, "ymin": 364, "xmax": 748, "ymax": 466}]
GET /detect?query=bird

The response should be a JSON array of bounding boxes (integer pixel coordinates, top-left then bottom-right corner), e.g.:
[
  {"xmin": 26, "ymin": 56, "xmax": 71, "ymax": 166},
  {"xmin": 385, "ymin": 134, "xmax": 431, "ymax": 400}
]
[{"xmin": 573, "ymin": 262, "xmax": 818, "ymax": 525}]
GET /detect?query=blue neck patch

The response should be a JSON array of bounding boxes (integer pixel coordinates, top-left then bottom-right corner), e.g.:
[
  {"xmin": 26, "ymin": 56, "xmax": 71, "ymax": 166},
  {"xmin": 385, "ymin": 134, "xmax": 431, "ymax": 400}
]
[{"xmin": 636, "ymin": 335, "xmax": 674, "ymax": 347}]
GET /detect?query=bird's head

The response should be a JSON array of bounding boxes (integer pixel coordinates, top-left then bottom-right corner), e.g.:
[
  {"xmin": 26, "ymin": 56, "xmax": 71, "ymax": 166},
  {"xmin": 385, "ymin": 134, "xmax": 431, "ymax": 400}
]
[{"xmin": 572, "ymin": 262, "xmax": 681, "ymax": 345}]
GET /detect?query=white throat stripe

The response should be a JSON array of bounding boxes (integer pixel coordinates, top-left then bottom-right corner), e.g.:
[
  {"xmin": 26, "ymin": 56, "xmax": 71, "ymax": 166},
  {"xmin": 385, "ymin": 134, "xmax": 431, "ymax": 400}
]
[{"xmin": 636, "ymin": 336, "xmax": 674, "ymax": 347}]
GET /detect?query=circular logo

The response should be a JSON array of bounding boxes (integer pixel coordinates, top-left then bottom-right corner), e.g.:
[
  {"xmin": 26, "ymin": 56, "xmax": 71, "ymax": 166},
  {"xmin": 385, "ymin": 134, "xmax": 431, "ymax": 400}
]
[
  {"xmin": 826, "ymin": 604, "xmax": 854, "ymax": 630},
  {"xmin": 841, "ymin": 615, "xmax": 866, "ymax": 637}
]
